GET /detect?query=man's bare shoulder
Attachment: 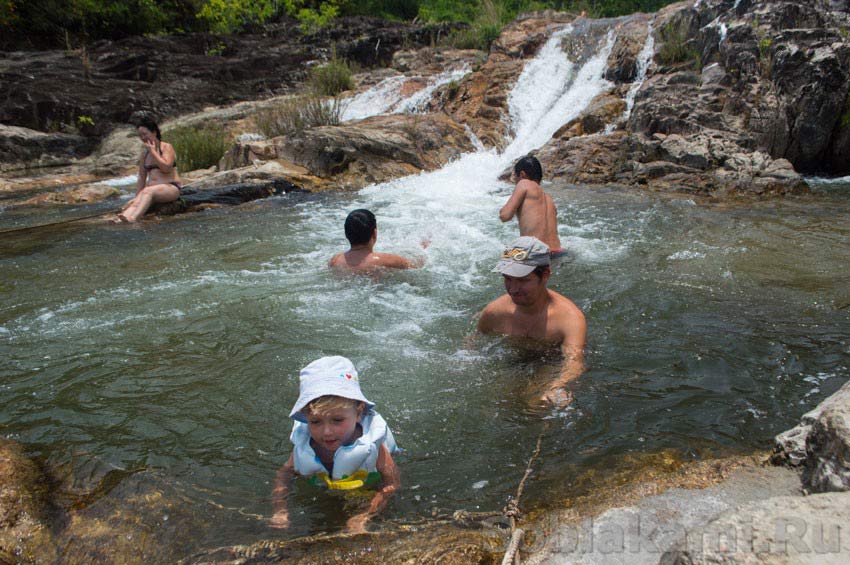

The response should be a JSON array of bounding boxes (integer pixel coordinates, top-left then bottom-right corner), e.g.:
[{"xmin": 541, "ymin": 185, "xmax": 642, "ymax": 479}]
[
  {"xmin": 517, "ymin": 179, "xmax": 542, "ymax": 196},
  {"xmin": 372, "ymin": 253, "xmax": 415, "ymax": 269},
  {"xmin": 547, "ymin": 290, "xmax": 587, "ymax": 334},
  {"xmin": 480, "ymin": 294, "xmax": 514, "ymax": 319},
  {"xmin": 329, "ymin": 253, "xmax": 345, "ymax": 268}
]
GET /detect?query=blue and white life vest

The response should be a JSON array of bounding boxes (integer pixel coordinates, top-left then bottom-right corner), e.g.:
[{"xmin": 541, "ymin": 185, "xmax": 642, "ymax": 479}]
[{"xmin": 291, "ymin": 411, "xmax": 398, "ymax": 489}]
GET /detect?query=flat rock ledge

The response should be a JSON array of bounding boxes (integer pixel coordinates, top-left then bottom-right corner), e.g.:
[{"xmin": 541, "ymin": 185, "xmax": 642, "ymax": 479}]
[{"xmin": 529, "ymin": 379, "xmax": 850, "ymax": 564}]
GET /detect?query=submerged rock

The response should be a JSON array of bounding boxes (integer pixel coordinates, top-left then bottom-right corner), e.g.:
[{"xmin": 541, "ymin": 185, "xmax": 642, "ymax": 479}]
[{"xmin": 0, "ymin": 439, "xmax": 55, "ymax": 563}]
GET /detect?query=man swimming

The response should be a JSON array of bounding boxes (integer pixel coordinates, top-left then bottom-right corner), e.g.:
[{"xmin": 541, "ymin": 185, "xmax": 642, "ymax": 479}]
[
  {"xmin": 477, "ymin": 236, "xmax": 586, "ymax": 406},
  {"xmin": 499, "ymin": 155, "xmax": 566, "ymax": 256},
  {"xmin": 329, "ymin": 209, "xmax": 425, "ymax": 273}
]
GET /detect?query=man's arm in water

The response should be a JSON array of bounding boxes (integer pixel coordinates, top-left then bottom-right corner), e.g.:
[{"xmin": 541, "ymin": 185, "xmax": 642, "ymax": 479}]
[
  {"xmin": 346, "ymin": 444, "xmax": 400, "ymax": 533},
  {"xmin": 499, "ymin": 181, "xmax": 529, "ymax": 222},
  {"xmin": 374, "ymin": 253, "xmax": 424, "ymax": 269},
  {"xmin": 541, "ymin": 306, "xmax": 587, "ymax": 405}
]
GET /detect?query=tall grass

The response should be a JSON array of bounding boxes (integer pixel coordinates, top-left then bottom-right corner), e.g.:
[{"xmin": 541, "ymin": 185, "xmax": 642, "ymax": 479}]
[
  {"xmin": 255, "ymin": 95, "xmax": 347, "ymax": 138},
  {"xmin": 309, "ymin": 57, "xmax": 354, "ymax": 96},
  {"xmin": 166, "ymin": 124, "xmax": 232, "ymax": 172}
]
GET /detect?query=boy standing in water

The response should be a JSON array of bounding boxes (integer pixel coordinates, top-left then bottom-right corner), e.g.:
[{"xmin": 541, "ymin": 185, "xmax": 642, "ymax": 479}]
[
  {"xmin": 499, "ymin": 155, "xmax": 567, "ymax": 257},
  {"xmin": 270, "ymin": 356, "xmax": 401, "ymax": 533},
  {"xmin": 329, "ymin": 209, "xmax": 425, "ymax": 272}
]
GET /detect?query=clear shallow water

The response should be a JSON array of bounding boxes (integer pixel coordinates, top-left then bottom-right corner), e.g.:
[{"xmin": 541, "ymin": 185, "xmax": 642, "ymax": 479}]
[{"xmin": 2, "ymin": 182, "xmax": 849, "ymax": 548}]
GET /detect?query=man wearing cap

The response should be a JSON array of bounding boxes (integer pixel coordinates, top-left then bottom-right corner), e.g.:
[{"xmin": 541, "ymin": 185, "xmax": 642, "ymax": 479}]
[
  {"xmin": 499, "ymin": 155, "xmax": 566, "ymax": 256},
  {"xmin": 329, "ymin": 208, "xmax": 425, "ymax": 273},
  {"xmin": 477, "ymin": 236, "xmax": 586, "ymax": 405}
]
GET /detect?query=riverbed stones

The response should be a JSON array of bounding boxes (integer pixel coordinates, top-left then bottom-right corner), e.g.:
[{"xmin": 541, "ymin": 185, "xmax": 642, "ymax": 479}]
[{"xmin": 0, "ymin": 439, "xmax": 54, "ymax": 563}]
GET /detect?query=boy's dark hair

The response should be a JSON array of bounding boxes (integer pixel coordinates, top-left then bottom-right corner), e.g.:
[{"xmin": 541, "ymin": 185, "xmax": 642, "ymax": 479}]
[
  {"xmin": 135, "ymin": 115, "xmax": 162, "ymax": 141},
  {"xmin": 344, "ymin": 209, "xmax": 377, "ymax": 245},
  {"xmin": 514, "ymin": 155, "xmax": 543, "ymax": 183},
  {"xmin": 533, "ymin": 265, "xmax": 549, "ymax": 278}
]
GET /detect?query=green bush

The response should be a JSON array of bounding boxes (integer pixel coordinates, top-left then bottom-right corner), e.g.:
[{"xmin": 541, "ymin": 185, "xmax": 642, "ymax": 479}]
[
  {"xmin": 255, "ymin": 94, "xmax": 346, "ymax": 138},
  {"xmin": 166, "ymin": 123, "xmax": 232, "ymax": 172},
  {"xmin": 309, "ymin": 58, "xmax": 355, "ymax": 96},
  {"xmin": 656, "ymin": 19, "xmax": 701, "ymax": 70}
]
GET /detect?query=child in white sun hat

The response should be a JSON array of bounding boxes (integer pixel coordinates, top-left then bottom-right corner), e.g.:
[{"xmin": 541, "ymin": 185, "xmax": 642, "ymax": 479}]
[{"xmin": 270, "ymin": 356, "xmax": 400, "ymax": 533}]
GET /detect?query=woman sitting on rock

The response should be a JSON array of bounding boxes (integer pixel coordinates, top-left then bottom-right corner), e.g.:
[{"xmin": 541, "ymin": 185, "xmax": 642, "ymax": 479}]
[{"xmin": 114, "ymin": 116, "xmax": 182, "ymax": 223}]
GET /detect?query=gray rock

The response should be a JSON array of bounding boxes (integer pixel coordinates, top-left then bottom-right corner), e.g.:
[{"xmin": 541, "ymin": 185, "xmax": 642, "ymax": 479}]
[
  {"xmin": 773, "ymin": 380, "xmax": 850, "ymax": 494},
  {"xmin": 661, "ymin": 492, "xmax": 850, "ymax": 564}
]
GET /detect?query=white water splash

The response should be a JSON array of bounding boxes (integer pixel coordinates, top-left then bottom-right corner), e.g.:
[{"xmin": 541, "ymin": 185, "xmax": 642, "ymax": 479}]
[
  {"xmin": 505, "ymin": 26, "xmax": 616, "ymax": 160},
  {"xmin": 101, "ymin": 175, "xmax": 138, "ymax": 187},
  {"xmin": 607, "ymin": 20, "xmax": 654, "ymax": 133},
  {"xmin": 342, "ymin": 67, "xmax": 470, "ymax": 122}
]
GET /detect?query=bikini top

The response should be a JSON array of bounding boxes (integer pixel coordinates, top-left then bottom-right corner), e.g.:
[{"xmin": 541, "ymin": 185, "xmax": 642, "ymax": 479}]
[{"xmin": 144, "ymin": 146, "xmax": 177, "ymax": 171}]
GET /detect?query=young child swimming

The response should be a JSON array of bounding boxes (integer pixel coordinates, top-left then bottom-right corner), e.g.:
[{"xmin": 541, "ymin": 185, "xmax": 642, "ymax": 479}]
[{"xmin": 270, "ymin": 356, "xmax": 401, "ymax": 533}]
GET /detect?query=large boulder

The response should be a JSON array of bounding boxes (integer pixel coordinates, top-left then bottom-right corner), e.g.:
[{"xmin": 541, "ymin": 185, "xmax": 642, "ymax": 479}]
[
  {"xmin": 0, "ymin": 124, "xmax": 91, "ymax": 170},
  {"xmin": 773, "ymin": 380, "xmax": 850, "ymax": 493},
  {"xmin": 221, "ymin": 113, "xmax": 475, "ymax": 191}
]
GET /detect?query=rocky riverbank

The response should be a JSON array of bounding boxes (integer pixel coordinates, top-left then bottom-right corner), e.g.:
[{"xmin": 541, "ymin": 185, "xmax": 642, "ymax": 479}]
[{"xmin": 4, "ymin": 0, "xmax": 850, "ymax": 217}]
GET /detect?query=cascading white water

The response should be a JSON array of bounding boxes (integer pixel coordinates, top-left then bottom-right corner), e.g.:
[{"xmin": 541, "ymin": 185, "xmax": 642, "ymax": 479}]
[
  {"xmin": 341, "ymin": 67, "xmax": 470, "ymax": 122},
  {"xmin": 622, "ymin": 21, "xmax": 655, "ymax": 123},
  {"xmin": 310, "ymin": 21, "xmax": 625, "ymax": 281},
  {"xmin": 504, "ymin": 26, "xmax": 616, "ymax": 160},
  {"xmin": 604, "ymin": 20, "xmax": 655, "ymax": 134}
]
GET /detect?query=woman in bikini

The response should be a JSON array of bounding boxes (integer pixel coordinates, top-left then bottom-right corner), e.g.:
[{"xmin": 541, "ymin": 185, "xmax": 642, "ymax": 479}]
[{"xmin": 114, "ymin": 116, "xmax": 182, "ymax": 223}]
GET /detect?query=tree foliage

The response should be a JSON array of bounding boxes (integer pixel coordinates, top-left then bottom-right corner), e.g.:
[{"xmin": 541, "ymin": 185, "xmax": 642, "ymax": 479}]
[{"xmin": 1, "ymin": 0, "xmax": 678, "ymax": 49}]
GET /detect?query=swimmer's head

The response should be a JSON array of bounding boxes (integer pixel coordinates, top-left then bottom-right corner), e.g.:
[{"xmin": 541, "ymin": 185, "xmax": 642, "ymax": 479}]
[
  {"xmin": 344, "ymin": 209, "xmax": 377, "ymax": 246},
  {"xmin": 514, "ymin": 155, "xmax": 543, "ymax": 183},
  {"xmin": 135, "ymin": 115, "xmax": 162, "ymax": 142}
]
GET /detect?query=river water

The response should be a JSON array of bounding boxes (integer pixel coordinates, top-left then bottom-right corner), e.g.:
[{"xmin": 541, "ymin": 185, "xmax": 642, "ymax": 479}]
[{"xmin": 2, "ymin": 18, "xmax": 850, "ymax": 552}]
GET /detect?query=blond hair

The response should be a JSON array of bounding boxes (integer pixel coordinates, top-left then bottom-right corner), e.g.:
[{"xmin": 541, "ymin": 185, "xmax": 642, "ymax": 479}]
[{"xmin": 304, "ymin": 395, "xmax": 365, "ymax": 417}]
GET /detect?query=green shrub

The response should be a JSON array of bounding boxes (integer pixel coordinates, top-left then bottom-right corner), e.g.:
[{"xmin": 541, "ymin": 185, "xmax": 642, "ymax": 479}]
[
  {"xmin": 309, "ymin": 57, "xmax": 354, "ymax": 96},
  {"xmin": 255, "ymin": 94, "xmax": 346, "ymax": 138},
  {"xmin": 166, "ymin": 124, "xmax": 232, "ymax": 172},
  {"xmin": 656, "ymin": 19, "xmax": 701, "ymax": 70}
]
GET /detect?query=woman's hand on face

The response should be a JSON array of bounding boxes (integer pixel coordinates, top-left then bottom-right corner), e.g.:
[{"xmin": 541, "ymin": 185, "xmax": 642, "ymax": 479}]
[{"xmin": 143, "ymin": 138, "xmax": 157, "ymax": 151}]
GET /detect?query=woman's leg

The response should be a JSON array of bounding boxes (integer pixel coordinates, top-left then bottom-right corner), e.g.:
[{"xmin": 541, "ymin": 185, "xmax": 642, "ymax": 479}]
[{"xmin": 121, "ymin": 183, "xmax": 180, "ymax": 222}]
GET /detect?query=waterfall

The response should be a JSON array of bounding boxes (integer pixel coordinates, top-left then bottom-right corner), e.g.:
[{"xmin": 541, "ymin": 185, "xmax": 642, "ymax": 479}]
[
  {"xmin": 607, "ymin": 19, "xmax": 654, "ymax": 133},
  {"xmin": 504, "ymin": 25, "xmax": 616, "ymax": 160},
  {"xmin": 312, "ymin": 19, "xmax": 626, "ymax": 276},
  {"xmin": 342, "ymin": 66, "xmax": 470, "ymax": 122}
]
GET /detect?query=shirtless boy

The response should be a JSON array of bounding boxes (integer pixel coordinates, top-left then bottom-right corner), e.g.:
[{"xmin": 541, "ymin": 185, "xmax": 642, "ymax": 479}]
[
  {"xmin": 477, "ymin": 236, "xmax": 586, "ymax": 406},
  {"xmin": 499, "ymin": 155, "xmax": 566, "ymax": 256},
  {"xmin": 329, "ymin": 209, "xmax": 424, "ymax": 273}
]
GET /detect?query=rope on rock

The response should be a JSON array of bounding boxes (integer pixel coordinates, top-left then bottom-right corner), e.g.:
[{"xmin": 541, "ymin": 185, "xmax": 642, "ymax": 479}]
[{"xmin": 500, "ymin": 421, "xmax": 550, "ymax": 565}]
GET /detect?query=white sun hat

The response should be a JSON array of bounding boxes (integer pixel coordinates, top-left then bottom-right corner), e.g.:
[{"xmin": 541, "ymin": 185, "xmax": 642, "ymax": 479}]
[{"xmin": 289, "ymin": 356, "xmax": 375, "ymax": 423}]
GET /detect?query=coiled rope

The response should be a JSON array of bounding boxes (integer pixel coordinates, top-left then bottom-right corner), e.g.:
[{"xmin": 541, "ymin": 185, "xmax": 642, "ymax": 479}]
[{"xmin": 501, "ymin": 421, "xmax": 550, "ymax": 565}]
